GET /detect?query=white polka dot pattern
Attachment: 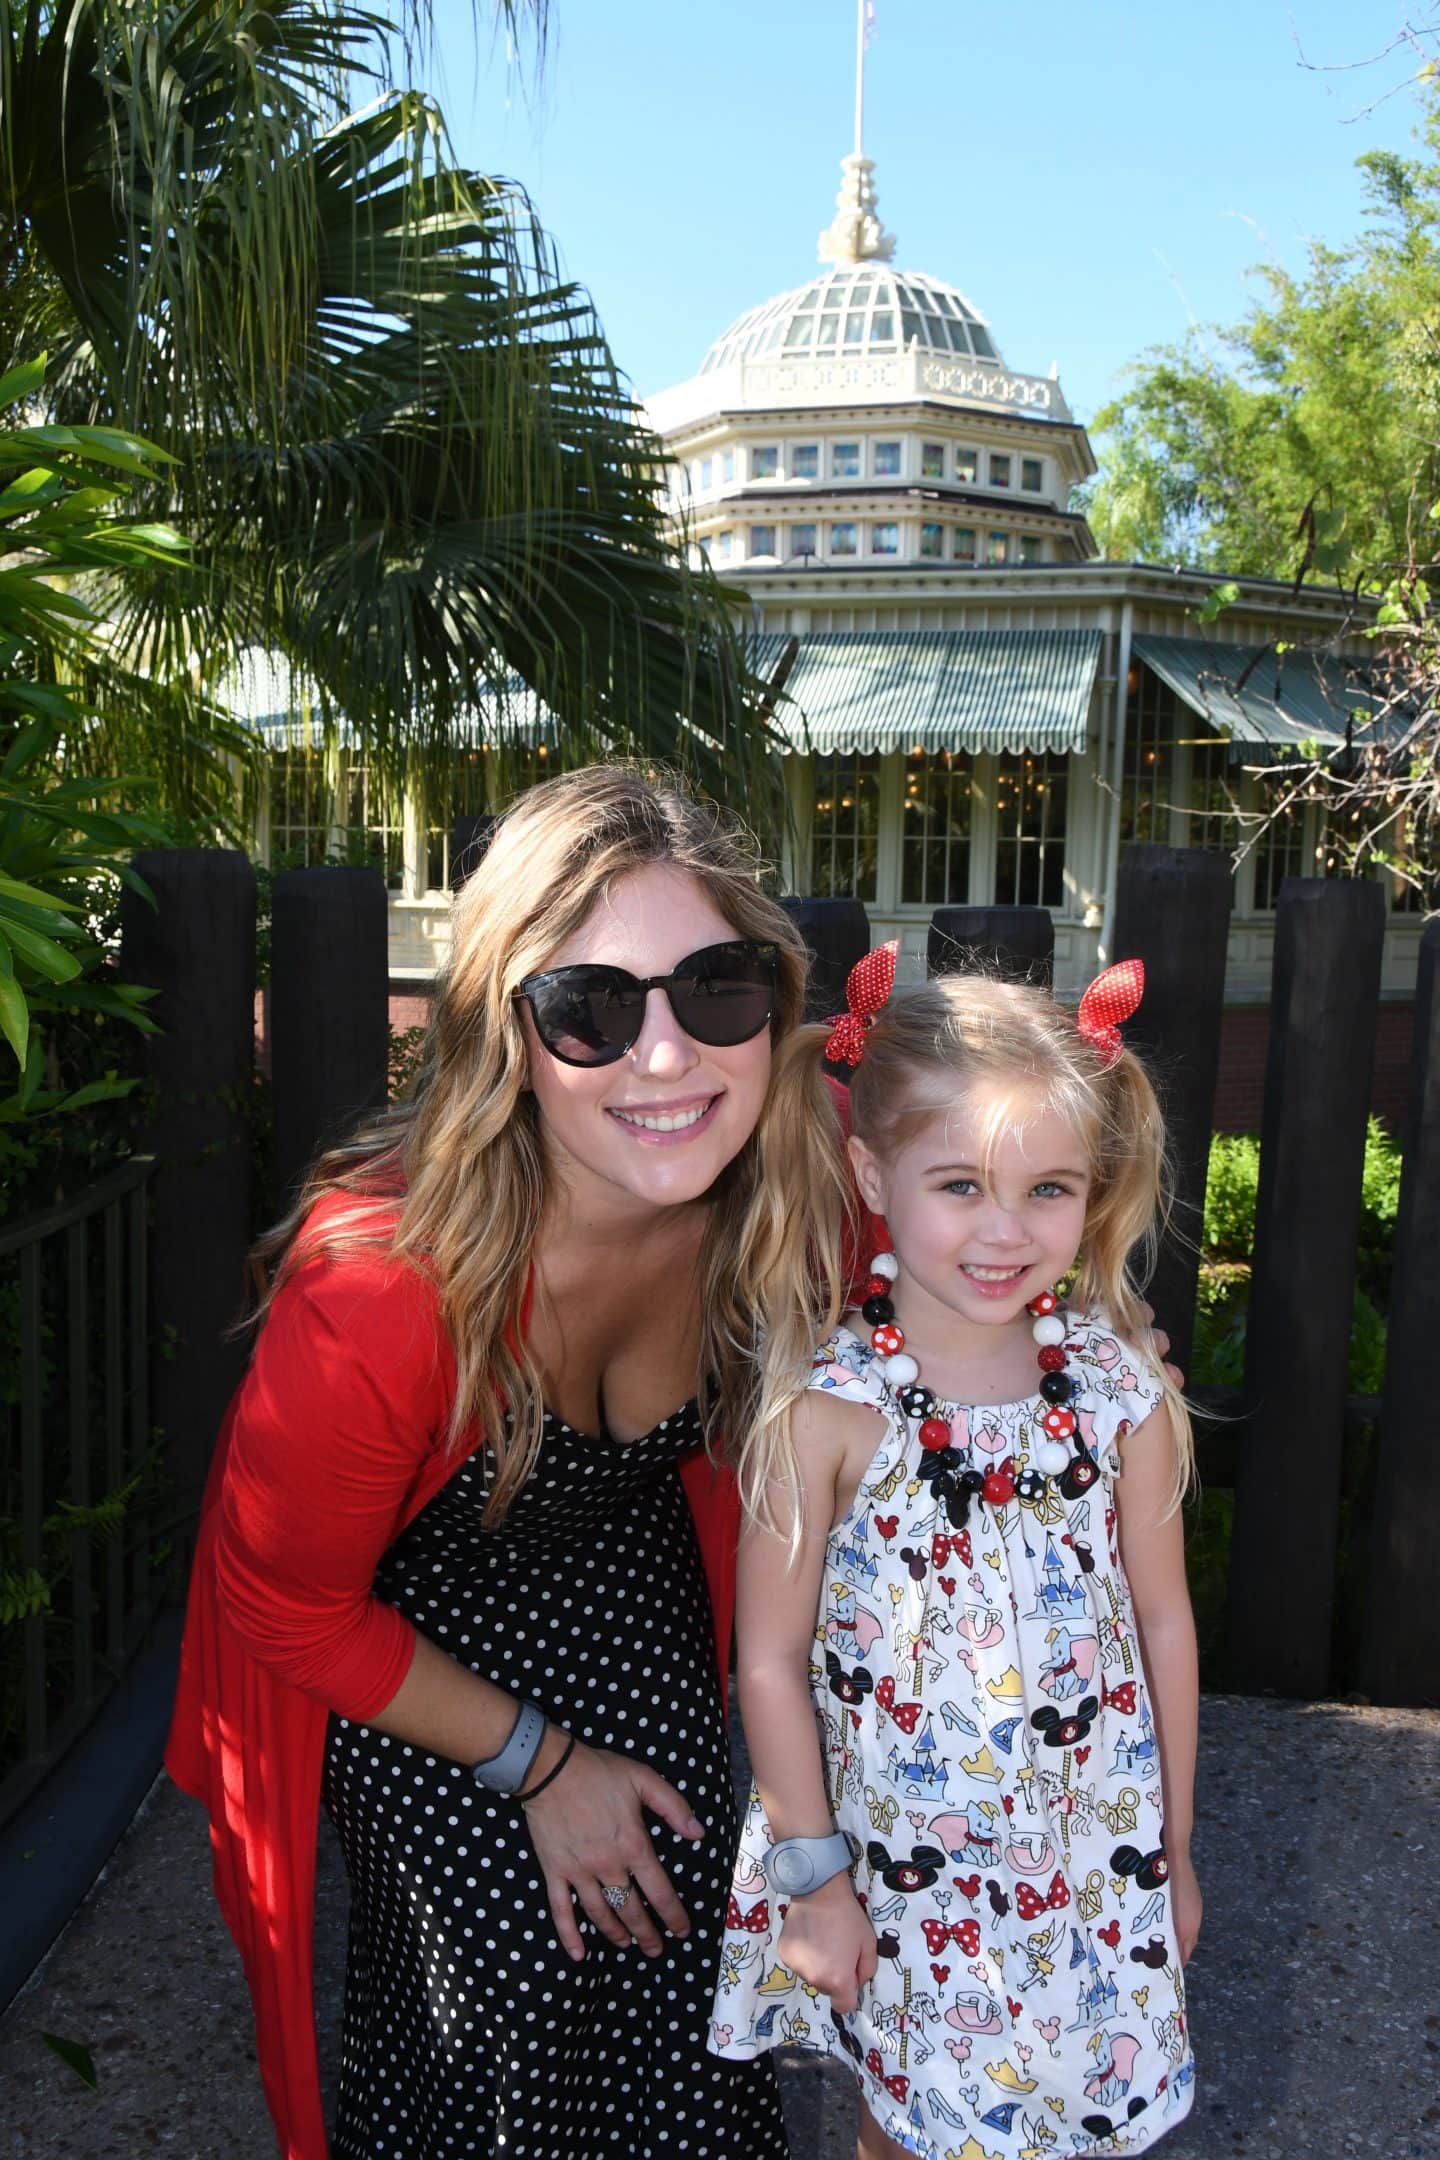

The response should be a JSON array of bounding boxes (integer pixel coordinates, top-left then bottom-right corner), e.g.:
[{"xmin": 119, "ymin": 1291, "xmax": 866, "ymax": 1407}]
[{"xmin": 322, "ymin": 1400, "xmax": 787, "ymax": 2158}]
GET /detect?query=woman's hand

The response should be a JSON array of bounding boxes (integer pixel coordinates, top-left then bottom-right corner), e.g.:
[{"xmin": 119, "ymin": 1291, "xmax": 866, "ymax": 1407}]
[
  {"xmin": 1137, "ymin": 1300, "xmax": 1185, "ymax": 1393},
  {"xmin": 1169, "ymin": 1849, "xmax": 1203, "ymax": 1965},
  {"xmin": 775, "ymin": 1873, "xmax": 878, "ymax": 2015},
  {"xmin": 520, "ymin": 1730, "xmax": 704, "ymax": 1962}
]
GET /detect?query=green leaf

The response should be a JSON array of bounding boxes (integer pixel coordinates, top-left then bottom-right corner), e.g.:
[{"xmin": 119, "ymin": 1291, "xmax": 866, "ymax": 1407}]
[
  {"xmin": 0, "ymin": 872, "xmax": 79, "ymax": 914},
  {"xmin": 1196, "ymin": 581, "xmax": 1240, "ymax": 625},
  {"xmin": 39, "ymin": 2033, "xmax": 98, "ymax": 2091},
  {"xmin": 1, "ymin": 917, "xmax": 83, "ymax": 982},
  {"xmin": 0, "ymin": 358, "xmax": 46, "ymax": 414},
  {"xmin": 0, "ymin": 971, "xmax": 28, "ymax": 1066}
]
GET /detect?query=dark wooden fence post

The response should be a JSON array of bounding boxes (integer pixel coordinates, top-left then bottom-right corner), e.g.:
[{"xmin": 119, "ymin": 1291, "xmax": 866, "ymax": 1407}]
[
  {"xmin": 450, "ymin": 813, "xmax": 497, "ymax": 892},
  {"xmin": 1110, "ymin": 844, "xmax": 1233, "ymax": 1377},
  {"xmin": 1227, "ymin": 877, "xmax": 1386, "ymax": 1698},
  {"xmin": 1359, "ymin": 919, "xmax": 1440, "ymax": 1706},
  {"xmin": 927, "ymin": 905, "xmax": 1054, "ymax": 986},
  {"xmin": 271, "ymin": 867, "xmax": 390, "ymax": 1202},
  {"xmin": 119, "ymin": 850, "xmax": 256, "ymax": 1530},
  {"xmin": 780, "ymin": 897, "xmax": 871, "ymax": 1024}
]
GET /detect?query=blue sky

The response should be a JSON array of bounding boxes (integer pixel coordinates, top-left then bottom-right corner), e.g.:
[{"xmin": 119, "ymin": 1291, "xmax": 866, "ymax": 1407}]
[{"xmin": 422, "ymin": 0, "xmax": 1429, "ymax": 425}]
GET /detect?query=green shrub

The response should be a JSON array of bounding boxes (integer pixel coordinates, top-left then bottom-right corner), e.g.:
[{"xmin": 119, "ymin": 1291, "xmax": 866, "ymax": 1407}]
[{"xmin": 1202, "ymin": 1134, "xmax": 1261, "ymax": 1260}]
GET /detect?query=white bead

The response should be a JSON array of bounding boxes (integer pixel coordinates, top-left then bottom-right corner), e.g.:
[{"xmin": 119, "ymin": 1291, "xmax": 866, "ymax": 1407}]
[
  {"xmin": 870, "ymin": 1252, "xmax": 899, "ymax": 1281},
  {"xmin": 1036, "ymin": 1440, "xmax": 1072, "ymax": 1476},
  {"xmin": 1031, "ymin": 1315, "xmax": 1067, "ymax": 1347},
  {"xmin": 882, "ymin": 1352, "xmax": 919, "ymax": 1387}
]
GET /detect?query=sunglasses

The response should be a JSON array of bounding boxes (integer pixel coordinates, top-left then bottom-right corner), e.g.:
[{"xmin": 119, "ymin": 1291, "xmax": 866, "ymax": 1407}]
[{"xmin": 515, "ymin": 939, "xmax": 779, "ymax": 1067}]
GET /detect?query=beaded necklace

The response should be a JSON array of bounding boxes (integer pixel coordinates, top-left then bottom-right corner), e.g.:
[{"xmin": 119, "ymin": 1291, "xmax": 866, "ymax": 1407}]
[{"xmin": 859, "ymin": 1253, "xmax": 1100, "ymax": 1528}]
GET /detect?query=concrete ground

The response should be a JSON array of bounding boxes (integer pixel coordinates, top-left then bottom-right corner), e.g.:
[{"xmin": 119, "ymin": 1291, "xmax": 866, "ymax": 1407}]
[{"xmin": 3, "ymin": 1693, "xmax": 1439, "ymax": 2160}]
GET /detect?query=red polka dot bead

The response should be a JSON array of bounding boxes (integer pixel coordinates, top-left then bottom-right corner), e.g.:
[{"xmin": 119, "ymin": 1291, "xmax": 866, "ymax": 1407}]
[
  {"xmin": 871, "ymin": 1322, "xmax": 905, "ymax": 1358},
  {"xmin": 1041, "ymin": 1405, "xmax": 1077, "ymax": 1441},
  {"xmin": 1028, "ymin": 1289, "xmax": 1059, "ymax": 1316}
]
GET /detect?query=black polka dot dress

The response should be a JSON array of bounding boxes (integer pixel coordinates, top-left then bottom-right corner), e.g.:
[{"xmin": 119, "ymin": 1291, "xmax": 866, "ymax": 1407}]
[{"xmin": 321, "ymin": 1400, "xmax": 788, "ymax": 2159}]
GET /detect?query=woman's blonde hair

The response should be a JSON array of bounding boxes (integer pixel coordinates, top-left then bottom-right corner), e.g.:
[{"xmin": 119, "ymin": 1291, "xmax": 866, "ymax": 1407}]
[
  {"xmin": 745, "ymin": 973, "xmax": 1194, "ymax": 1534},
  {"xmin": 249, "ymin": 763, "xmax": 851, "ymax": 1521}
]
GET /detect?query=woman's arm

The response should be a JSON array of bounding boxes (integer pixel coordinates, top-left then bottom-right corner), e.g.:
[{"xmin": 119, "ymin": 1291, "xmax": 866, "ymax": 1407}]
[
  {"xmin": 1114, "ymin": 1401, "xmax": 1203, "ymax": 1964},
  {"xmin": 215, "ymin": 1255, "xmax": 704, "ymax": 1965},
  {"xmin": 737, "ymin": 1390, "xmax": 878, "ymax": 2013}
]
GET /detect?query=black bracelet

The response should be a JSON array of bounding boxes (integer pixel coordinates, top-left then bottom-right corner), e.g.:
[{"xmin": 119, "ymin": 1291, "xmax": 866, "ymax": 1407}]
[{"xmin": 516, "ymin": 1733, "xmax": 576, "ymax": 1804}]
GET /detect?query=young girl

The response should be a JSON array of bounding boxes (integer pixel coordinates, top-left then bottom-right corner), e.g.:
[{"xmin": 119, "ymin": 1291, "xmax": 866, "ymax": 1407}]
[{"xmin": 712, "ymin": 959, "xmax": 1201, "ymax": 2160}]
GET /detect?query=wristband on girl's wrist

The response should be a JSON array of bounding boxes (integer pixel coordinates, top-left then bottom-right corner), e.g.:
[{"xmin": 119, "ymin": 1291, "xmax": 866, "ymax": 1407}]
[
  {"xmin": 470, "ymin": 1698, "xmax": 547, "ymax": 1793},
  {"xmin": 517, "ymin": 1733, "xmax": 577, "ymax": 1804}
]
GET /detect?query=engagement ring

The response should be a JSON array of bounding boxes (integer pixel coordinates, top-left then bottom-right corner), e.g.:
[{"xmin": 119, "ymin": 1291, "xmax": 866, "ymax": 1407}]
[{"xmin": 601, "ymin": 1883, "xmax": 633, "ymax": 1912}]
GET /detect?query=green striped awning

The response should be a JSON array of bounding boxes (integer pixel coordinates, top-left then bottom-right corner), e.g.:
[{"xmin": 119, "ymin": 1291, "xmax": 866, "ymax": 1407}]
[
  {"xmin": 755, "ymin": 629, "xmax": 1102, "ymax": 757},
  {"xmin": 1132, "ymin": 636, "xmax": 1382, "ymax": 751}
]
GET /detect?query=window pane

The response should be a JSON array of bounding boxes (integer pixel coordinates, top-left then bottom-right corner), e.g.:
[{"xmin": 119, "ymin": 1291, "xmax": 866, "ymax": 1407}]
[
  {"xmin": 871, "ymin": 311, "xmax": 895, "ymax": 342},
  {"xmin": 714, "ymin": 529, "xmax": 733, "ymax": 560},
  {"xmin": 873, "ymin": 441, "xmax": 902, "ymax": 476},
  {"xmin": 990, "ymin": 455, "xmax": 1011, "ymax": 488},
  {"xmin": 920, "ymin": 522, "xmax": 944, "ymax": 558},
  {"xmin": 752, "ymin": 446, "xmax": 778, "ymax": 479},
  {"xmin": 871, "ymin": 523, "xmax": 899, "ymax": 554},
  {"xmin": 269, "ymin": 749, "xmax": 330, "ymax": 869},
  {"xmin": 954, "ymin": 526, "xmax": 976, "ymax": 561},
  {"xmin": 1021, "ymin": 458, "xmax": 1043, "ymax": 492},
  {"xmin": 699, "ymin": 457, "xmax": 712, "ymax": 489},
  {"xmin": 1251, "ymin": 802, "xmax": 1307, "ymax": 911},
  {"xmin": 833, "ymin": 442, "xmax": 861, "ymax": 477},
  {"xmin": 749, "ymin": 525, "xmax": 777, "ymax": 556},
  {"xmin": 992, "ymin": 753, "xmax": 1068, "ymax": 911},
  {"xmin": 1018, "ymin": 535, "xmax": 1042, "ymax": 565},
  {"xmin": 1121, "ymin": 663, "xmax": 1178, "ymax": 850},
  {"xmin": 721, "ymin": 449, "xmax": 734, "ymax": 482},
  {"xmin": 791, "ymin": 444, "xmax": 820, "ymax": 479},
  {"xmin": 956, "ymin": 448, "xmax": 978, "ymax": 483},
  {"xmin": 790, "ymin": 523, "xmax": 818, "ymax": 558},
  {"xmin": 921, "ymin": 443, "xmax": 945, "ymax": 478},
  {"xmin": 809, "ymin": 752, "xmax": 880, "ymax": 902},
  {"xmin": 900, "ymin": 750, "xmax": 973, "ymax": 904},
  {"xmin": 988, "ymin": 531, "xmax": 1010, "ymax": 564},
  {"xmin": 831, "ymin": 521, "xmax": 858, "ymax": 556}
]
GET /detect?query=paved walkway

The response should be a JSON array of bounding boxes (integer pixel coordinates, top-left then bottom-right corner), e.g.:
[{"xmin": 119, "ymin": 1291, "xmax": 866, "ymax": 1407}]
[{"xmin": 3, "ymin": 1694, "xmax": 1439, "ymax": 2159}]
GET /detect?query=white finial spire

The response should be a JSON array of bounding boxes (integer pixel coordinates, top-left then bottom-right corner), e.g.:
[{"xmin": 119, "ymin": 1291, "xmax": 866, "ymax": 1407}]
[{"xmin": 819, "ymin": 0, "xmax": 894, "ymax": 265}]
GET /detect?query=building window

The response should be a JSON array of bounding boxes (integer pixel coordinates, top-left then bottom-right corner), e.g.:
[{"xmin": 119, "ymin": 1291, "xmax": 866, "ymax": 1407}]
[
  {"xmin": 751, "ymin": 446, "xmax": 779, "ymax": 479},
  {"xmin": 721, "ymin": 449, "xmax": 734, "ymax": 483},
  {"xmin": 871, "ymin": 311, "xmax": 895, "ymax": 344},
  {"xmin": 714, "ymin": 528, "xmax": 734, "ymax": 561},
  {"xmin": 268, "ymin": 749, "xmax": 331, "ymax": 869},
  {"xmin": 1187, "ymin": 738, "xmax": 1244, "ymax": 863},
  {"xmin": 748, "ymin": 524, "xmax": 778, "ymax": 557},
  {"xmin": 341, "ymin": 757, "xmax": 404, "ymax": 888},
  {"xmin": 424, "ymin": 746, "xmax": 490, "ymax": 891},
  {"xmin": 987, "ymin": 531, "xmax": 1011, "ymax": 565},
  {"xmin": 1018, "ymin": 535, "xmax": 1043, "ymax": 565},
  {"xmin": 1120, "ymin": 666, "xmax": 1178, "ymax": 848},
  {"xmin": 954, "ymin": 526, "xmax": 977, "ymax": 562},
  {"xmin": 831, "ymin": 521, "xmax": 859, "ymax": 556},
  {"xmin": 1251, "ymin": 802, "xmax": 1307, "ymax": 911},
  {"xmin": 792, "ymin": 443, "xmax": 820, "ymax": 480},
  {"xmin": 921, "ymin": 442, "xmax": 945, "ymax": 478},
  {"xmin": 699, "ymin": 456, "xmax": 713, "ymax": 490},
  {"xmin": 993, "ymin": 753, "xmax": 1068, "ymax": 909},
  {"xmin": 790, "ymin": 523, "xmax": 819, "ymax": 559},
  {"xmin": 956, "ymin": 448, "xmax": 979, "ymax": 483},
  {"xmin": 902, "ymin": 751, "xmax": 973, "ymax": 904},
  {"xmin": 833, "ymin": 442, "xmax": 861, "ymax": 478},
  {"xmin": 873, "ymin": 441, "xmax": 903, "ymax": 477},
  {"xmin": 871, "ymin": 522, "xmax": 900, "ymax": 555},
  {"xmin": 810, "ymin": 752, "xmax": 880, "ymax": 902},
  {"xmin": 920, "ymin": 523, "xmax": 945, "ymax": 558},
  {"xmin": 989, "ymin": 454, "xmax": 1012, "ymax": 488},
  {"xmin": 1021, "ymin": 457, "xmax": 1044, "ymax": 493}
]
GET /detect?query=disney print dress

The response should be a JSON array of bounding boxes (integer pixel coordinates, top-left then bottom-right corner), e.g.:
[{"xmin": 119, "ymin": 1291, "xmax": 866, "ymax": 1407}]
[{"xmin": 710, "ymin": 1316, "xmax": 1195, "ymax": 2159}]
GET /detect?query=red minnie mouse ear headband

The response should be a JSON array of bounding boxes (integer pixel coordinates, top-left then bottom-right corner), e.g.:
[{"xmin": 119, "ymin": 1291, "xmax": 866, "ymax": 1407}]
[{"xmin": 823, "ymin": 942, "xmax": 1144, "ymax": 1068}]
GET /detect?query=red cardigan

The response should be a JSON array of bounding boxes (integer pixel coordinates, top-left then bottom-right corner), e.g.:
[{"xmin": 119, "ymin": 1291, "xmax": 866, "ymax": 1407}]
[{"xmin": 167, "ymin": 1091, "xmax": 879, "ymax": 2160}]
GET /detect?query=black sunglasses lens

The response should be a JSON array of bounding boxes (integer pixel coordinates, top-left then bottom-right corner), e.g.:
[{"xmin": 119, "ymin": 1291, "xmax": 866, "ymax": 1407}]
[
  {"xmin": 667, "ymin": 944, "xmax": 776, "ymax": 1046},
  {"xmin": 528, "ymin": 969, "xmax": 642, "ymax": 1064}
]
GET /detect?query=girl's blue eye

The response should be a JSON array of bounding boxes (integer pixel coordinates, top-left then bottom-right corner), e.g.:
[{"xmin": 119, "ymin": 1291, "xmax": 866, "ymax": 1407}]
[
  {"xmin": 1033, "ymin": 1181, "xmax": 1070, "ymax": 1199},
  {"xmin": 944, "ymin": 1178, "xmax": 980, "ymax": 1197}
]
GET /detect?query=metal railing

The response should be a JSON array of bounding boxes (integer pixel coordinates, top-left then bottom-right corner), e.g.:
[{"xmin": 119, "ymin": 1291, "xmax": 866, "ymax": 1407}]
[{"xmin": 1, "ymin": 1156, "xmax": 157, "ymax": 1827}]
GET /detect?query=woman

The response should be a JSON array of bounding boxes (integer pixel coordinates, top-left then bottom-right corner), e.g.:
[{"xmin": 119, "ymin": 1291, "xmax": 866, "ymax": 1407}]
[{"xmin": 167, "ymin": 766, "xmax": 858, "ymax": 2160}]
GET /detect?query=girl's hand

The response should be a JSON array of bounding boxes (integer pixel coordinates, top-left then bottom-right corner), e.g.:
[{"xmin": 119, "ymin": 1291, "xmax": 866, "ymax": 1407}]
[
  {"xmin": 1169, "ymin": 1849, "xmax": 1203, "ymax": 1965},
  {"xmin": 776, "ymin": 1873, "xmax": 878, "ymax": 2015},
  {"xmin": 520, "ymin": 1732, "xmax": 704, "ymax": 1962},
  {"xmin": 1137, "ymin": 1300, "xmax": 1185, "ymax": 1392}
]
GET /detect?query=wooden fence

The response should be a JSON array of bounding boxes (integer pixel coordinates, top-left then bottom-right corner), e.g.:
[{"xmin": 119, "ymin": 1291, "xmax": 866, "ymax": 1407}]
[{"xmin": 8, "ymin": 840, "xmax": 1435, "ymax": 1804}]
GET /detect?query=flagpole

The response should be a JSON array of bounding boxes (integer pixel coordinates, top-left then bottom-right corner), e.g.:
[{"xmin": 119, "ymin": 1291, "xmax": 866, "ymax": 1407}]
[{"xmin": 854, "ymin": 0, "xmax": 865, "ymax": 157}]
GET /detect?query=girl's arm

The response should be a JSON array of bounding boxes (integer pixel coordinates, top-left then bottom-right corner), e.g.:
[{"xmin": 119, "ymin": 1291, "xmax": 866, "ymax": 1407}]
[
  {"xmin": 1114, "ymin": 1401, "xmax": 1203, "ymax": 1964},
  {"xmin": 736, "ymin": 1390, "xmax": 879, "ymax": 2013}
]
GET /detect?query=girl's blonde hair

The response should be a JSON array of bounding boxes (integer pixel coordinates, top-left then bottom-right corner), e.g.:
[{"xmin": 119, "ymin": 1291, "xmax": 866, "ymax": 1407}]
[
  {"xmin": 746, "ymin": 973, "xmax": 1194, "ymax": 1533},
  {"xmin": 250, "ymin": 763, "xmax": 851, "ymax": 1521}
]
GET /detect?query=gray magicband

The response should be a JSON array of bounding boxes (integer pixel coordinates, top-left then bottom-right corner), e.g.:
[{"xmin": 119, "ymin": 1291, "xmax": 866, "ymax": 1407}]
[
  {"xmin": 764, "ymin": 1830, "xmax": 858, "ymax": 1896},
  {"xmin": 471, "ymin": 1699, "xmax": 547, "ymax": 1793}
]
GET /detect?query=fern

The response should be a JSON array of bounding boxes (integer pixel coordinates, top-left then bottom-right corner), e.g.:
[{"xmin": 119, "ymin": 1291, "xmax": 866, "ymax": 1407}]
[{"xmin": 0, "ymin": 1567, "xmax": 51, "ymax": 1627}]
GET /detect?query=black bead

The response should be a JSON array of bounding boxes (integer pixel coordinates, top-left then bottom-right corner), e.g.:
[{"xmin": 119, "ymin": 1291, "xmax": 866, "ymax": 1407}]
[
  {"xmin": 1040, "ymin": 1369, "xmax": 1075, "ymax": 1405},
  {"xmin": 897, "ymin": 1383, "xmax": 936, "ymax": 1419},
  {"xmin": 1015, "ymin": 1468, "xmax": 1047, "ymax": 1502},
  {"xmin": 862, "ymin": 1293, "xmax": 895, "ymax": 1326}
]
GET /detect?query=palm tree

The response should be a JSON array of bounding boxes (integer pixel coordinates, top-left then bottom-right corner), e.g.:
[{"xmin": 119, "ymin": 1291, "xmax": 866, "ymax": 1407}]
[{"xmin": 0, "ymin": 0, "xmax": 781, "ymax": 831}]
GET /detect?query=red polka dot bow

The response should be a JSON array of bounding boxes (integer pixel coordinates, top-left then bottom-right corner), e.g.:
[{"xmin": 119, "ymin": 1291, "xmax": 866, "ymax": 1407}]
[
  {"xmin": 1076, "ymin": 957, "xmax": 1145, "ymax": 1067},
  {"xmin": 824, "ymin": 939, "xmax": 899, "ymax": 1065}
]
